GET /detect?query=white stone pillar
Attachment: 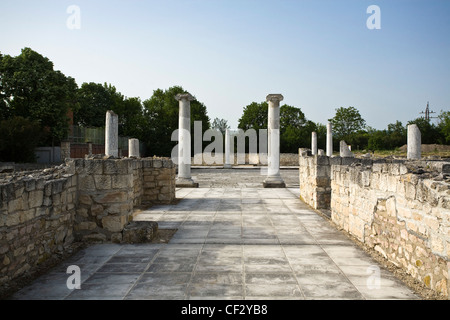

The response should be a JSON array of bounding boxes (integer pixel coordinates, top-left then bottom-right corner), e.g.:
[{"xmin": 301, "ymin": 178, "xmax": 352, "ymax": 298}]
[
  {"xmin": 128, "ymin": 138, "xmax": 140, "ymax": 158},
  {"xmin": 224, "ymin": 129, "xmax": 232, "ymax": 168},
  {"xmin": 263, "ymin": 94, "xmax": 285, "ymax": 188},
  {"xmin": 311, "ymin": 131, "xmax": 318, "ymax": 155},
  {"xmin": 175, "ymin": 93, "xmax": 198, "ymax": 187},
  {"xmin": 105, "ymin": 110, "xmax": 119, "ymax": 157},
  {"xmin": 326, "ymin": 122, "xmax": 333, "ymax": 157},
  {"xmin": 407, "ymin": 124, "xmax": 421, "ymax": 160},
  {"xmin": 340, "ymin": 140, "xmax": 354, "ymax": 158}
]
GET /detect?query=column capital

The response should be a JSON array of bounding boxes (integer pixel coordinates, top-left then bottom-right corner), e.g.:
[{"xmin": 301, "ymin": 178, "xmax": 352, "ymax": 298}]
[
  {"xmin": 266, "ymin": 94, "xmax": 284, "ymax": 103},
  {"xmin": 175, "ymin": 93, "xmax": 195, "ymax": 101}
]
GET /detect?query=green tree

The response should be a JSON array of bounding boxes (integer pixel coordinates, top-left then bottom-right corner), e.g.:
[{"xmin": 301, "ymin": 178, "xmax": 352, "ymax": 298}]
[
  {"xmin": 211, "ymin": 118, "xmax": 230, "ymax": 135},
  {"xmin": 280, "ymin": 105, "xmax": 315, "ymax": 152},
  {"xmin": 142, "ymin": 86, "xmax": 210, "ymax": 157},
  {"xmin": 0, "ymin": 48, "xmax": 77, "ymax": 145},
  {"xmin": 437, "ymin": 110, "xmax": 450, "ymax": 144},
  {"xmin": 0, "ymin": 116, "xmax": 42, "ymax": 162},
  {"xmin": 329, "ymin": 106, "xmax": 366, "ymax": 144},
  {"xmin": 407, "ymin": 117, "xmax": 441, "ymax": 144},
  {"xmin": 74, "ymin": 82, "xmax": 114, "ymax": 127},
  {"xmin": 238, "ymin": 101, "xmax": 314, "ymax": 153},
  {"xmin": 237, "ymin": 102, "xmax": 268, "ymax": 131},
  {"xmin": 116, "ymin": 97, "xmax": 145, "ymax": 139}
]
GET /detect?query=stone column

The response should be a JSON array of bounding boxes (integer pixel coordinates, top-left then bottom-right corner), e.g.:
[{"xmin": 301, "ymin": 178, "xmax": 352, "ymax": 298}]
[
  {"xmin": 60, "ymin": 141, "xmax": 71, "ymax": 161},
  {"xmin": 105, "ymin": 110, "xmax": 119, "ymax": 157},
  {"xmin": 407, "ymin": 124, "xmax": 421, "ymax": 160},
  {"xmin": 311, "ymin": 132, "xmax": 318, "ymax": 155},
  {"xmin": 224, "ymin": 129, "xmax": 232, "ymax": 168},
  {"xmin": 263, "ymin": 94, "xmax": 285, "ymax": 188},
  {"xmin": 175, "ymin": 93, "xmax": 198, "ymax": 187},
  {"xmin": 326, "ymin": 122, "xmax": 333, "ymax": 157},
  {"xmin": 129, "ymin": 138, "xmax": 140, "ymax": 158},
  {"xmin": 87, "ymin": 142, "xmax": 93, "ymax": 156},
  {"xmin": 340, "ymin": 140, "xmax": 354, "ymax": 158}
]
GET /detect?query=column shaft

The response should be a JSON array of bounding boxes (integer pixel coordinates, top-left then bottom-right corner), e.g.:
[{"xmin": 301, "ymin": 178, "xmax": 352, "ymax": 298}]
[
  {"xmin": 264, "ymin": 94, "xmax": 285, "ymax": 188},
  {"xmin": 326, "ymin": 122, "xmax": 333, "ymax": 157},
  {"xmin": 105, "ymin": 110, "xmax": 119, "ymax": 157},
  {"xmin": 311, "ymin": 132, "xmax": 318, "ymax": 155},
  {"xmin": 175, "ymin": 93, "xmax": 198, "ymax": 187}
]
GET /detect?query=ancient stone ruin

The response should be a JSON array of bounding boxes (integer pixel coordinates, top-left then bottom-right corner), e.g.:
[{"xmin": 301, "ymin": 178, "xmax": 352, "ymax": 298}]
[
  {"xmin": 299, "ymin": 151, "xmax": 450, "ymax": 297},
  {"xmin": 0, "ymin": 157, "xmax": 175, "ymax": 288}
]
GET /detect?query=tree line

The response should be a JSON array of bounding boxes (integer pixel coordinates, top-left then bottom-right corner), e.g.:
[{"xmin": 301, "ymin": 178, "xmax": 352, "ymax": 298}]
[{"xmin": 1, "ymin": 48, "xmax": 449, "ymax": 162}]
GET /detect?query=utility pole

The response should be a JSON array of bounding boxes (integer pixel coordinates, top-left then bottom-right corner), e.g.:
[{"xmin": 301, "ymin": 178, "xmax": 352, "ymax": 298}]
[{"xmin": 420, "ymin": 101, "xmax": 437, "ymax": 121}]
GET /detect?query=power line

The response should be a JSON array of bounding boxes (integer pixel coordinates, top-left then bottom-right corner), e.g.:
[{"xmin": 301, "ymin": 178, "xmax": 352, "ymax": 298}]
[{"xmin": 419, "ymin": 101, "xmax": 437, "ymax": 121}]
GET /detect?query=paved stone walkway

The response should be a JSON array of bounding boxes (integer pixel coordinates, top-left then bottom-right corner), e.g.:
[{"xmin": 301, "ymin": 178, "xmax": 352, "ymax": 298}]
[{"xmin": 9, "ymin": 169, "xmax": 419, "ymax": 300}]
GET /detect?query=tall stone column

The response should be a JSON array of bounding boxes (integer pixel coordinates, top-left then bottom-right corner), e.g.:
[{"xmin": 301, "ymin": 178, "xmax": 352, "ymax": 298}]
[
  {"xmin": 407, "ymin": 124, "xmax": 421, "ymax": 160},
  {"xmin": 326, "ymin": 122, "xmax": 333, "ymax": 157},
  {"xmin": 263, "ymin": 94, "xmax": 285, "ymax": 188},
  {"xmin": 129, "ymin": 138, "xmax": 140, "ymax": 158},
  {"xmin": 311, "ymin": 132, "xmax": 318, "ymax": 155},
  {"xmin": 105, "ymin": 110, "xmax": 119, "ymax": 157},
  {"xmin": 175, "ymin": 93, "xmax": 198, "ymax": 187},
  {"xmin": 224, "ymin": 129, "xmax": 232, "ymax": 168}
]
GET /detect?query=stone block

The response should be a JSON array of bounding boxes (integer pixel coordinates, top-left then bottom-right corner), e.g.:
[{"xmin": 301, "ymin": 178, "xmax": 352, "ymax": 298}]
[
  {"xmin": 101, "ymin": 215, "xmax": 127, "ymax": 232},
  {"xmin": 103, "ymin": 160, "xmax": 119, "ymax": 174},
  {"xmin": 329, "ymin": 157, "xmax": 342, "ymax": 166},
  {"xmin": 111, "ymin": 175, "xmax": 132, "ymax": 189},
  {"xmin": 79, "ymin": 175, "xmax": 96, "ymax": 191},
  {"xmin": 94, "ymin": 175, "xmax": 112, "ymax": 190},
  {"xmin": 78, "ymin": 194, "xmax": 92, "ymax": 206},
  {"xmin": 93, "ymin": 191, "xmax": 128, "ymax": 204},
  {"xmin": 142, "ymin": 159, "xmax": 153, "ymax": 168},
  {"xmin": 83, "ymin": 160, "xmax": 103, "ymax": 175},
  {"xmin": 122, "ymin": 221, "xmax": 158, "ymax": 243},
  {"xmin": 76, "ymin": 221, "xmax": 97, "ymax": 231},
  {"xmin": 90, "ymin": 204, "xmax": 104, "ymax": 216},
  {"xmin": 82, "ymin": 233, "xmax": 107, "ymax": 243}
]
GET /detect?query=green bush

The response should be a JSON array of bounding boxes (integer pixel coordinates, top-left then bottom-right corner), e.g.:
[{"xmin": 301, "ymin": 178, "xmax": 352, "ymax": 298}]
[{"xmin": 0, "ymin": 116, "xmax": 42, "ymax": 163}]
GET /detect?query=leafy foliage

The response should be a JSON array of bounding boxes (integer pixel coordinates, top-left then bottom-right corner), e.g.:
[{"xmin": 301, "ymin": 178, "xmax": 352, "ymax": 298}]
[
  {"xmin": 0, "ymin": 48, "xmax": 77, "ymax": 145},
  {"xmin": 329, "ymin": 106, "xmax": 366, "ymax": 143},
  {"xmin": 142, "ymin": 86, "xmax": 210, "ymax": 157},
  {"xmin": 211, "ymin": 118, "xmax": 230, "ymax": 135},
  {"xmin": 0, "ymin": 116, "xmax": 42, "ymax": 162}
]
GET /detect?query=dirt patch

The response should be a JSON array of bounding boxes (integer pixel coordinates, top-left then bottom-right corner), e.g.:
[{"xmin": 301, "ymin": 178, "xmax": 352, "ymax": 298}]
[{"xmin": 399, "ymin": 143, "xmax": 450, "ymax": 153}]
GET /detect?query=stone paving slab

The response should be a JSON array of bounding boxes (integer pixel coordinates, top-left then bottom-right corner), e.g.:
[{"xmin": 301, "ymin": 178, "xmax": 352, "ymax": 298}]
[{"xmin": 9, "ymin": 177, "xmax": 420, "ymax": 300}]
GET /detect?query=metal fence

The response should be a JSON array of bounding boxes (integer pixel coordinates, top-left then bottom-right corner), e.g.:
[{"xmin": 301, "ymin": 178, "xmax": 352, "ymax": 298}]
[
  {"xmin": 66, "ymin": 126, "xmax": 147, "ymax": 156},
  {"xmin": 68, "ymin": 126, "xmax": 131, "ymax": 150}
]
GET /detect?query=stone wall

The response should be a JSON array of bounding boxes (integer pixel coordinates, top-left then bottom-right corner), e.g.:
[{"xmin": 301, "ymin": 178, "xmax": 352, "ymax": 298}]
[
  {"xmin": 192, "ymin": 153, "xmax": 299, "ymax": 166},
  {"xmin": 0, "ymin": 167, "xmax": 77, "ymax": 287},
  {"xmin": 0, "ymin": 157, "xmax": 175, "ymax": 289},
  {"xmin": 71, "ymin": 158, "xmax": 175, "ymax": 243},
  {"xmin": 299, "ymin": 153, "xmax": 450, "ymax": 298}
]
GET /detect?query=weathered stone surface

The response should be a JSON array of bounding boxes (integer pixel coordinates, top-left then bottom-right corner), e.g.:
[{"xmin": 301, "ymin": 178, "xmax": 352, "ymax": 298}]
[
  {"xmin": 101, "ymin": 215, "xmax": 127, "ymax": 232},
  {"xmin": 122, "ymin": 221, "xmax": 158, "ymax": 243},
  {"xmin": 0, "ymin": 157, "xmax": 176, "ymax": 292}
]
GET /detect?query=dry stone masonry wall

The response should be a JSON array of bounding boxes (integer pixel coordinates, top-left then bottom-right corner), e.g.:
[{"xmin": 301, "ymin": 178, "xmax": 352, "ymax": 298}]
[
  {"xmin": 299, "ymin": 151, "xmax": 450, "ymax": 298},
  {"xmin": 0, "ymin": 157, "xmax": 175, "ymax": 289}
]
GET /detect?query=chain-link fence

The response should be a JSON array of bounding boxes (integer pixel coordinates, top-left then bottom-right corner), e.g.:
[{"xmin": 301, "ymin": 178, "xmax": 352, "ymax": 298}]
[{"xmin": 67, "ymin": 126, "xmax": 132, "ymax": 150}]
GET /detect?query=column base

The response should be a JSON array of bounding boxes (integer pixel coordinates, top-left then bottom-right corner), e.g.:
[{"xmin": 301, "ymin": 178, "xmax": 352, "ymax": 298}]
[
  {"xmin": 176, "ymin": 177, "xmax": 199, "ymax": 188},
  {"xmin": 263, "ymin": 176, "xmax": 285, "ymax": 188},
  {"xmin": 223, "ymin": 164, "xmax": 232, "ymax": 169}
]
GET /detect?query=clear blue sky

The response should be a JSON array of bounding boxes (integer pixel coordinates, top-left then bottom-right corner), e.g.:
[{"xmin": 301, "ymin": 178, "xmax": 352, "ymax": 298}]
[{"xmin": 1, "ymin": 0, "xmax": 449, "ymax": 130}]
